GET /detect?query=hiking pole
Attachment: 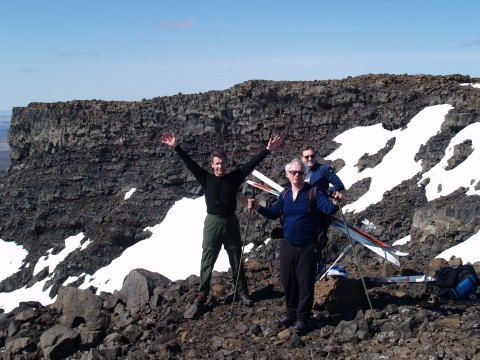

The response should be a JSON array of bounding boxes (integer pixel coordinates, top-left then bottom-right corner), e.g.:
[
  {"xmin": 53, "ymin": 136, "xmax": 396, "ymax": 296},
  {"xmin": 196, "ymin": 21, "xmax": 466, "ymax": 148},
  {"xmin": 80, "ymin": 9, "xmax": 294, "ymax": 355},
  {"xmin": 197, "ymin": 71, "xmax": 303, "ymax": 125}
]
[
  {"xmin": 231, "ymin": 188, "xmax": 254, "ymax": 315},
  {"xmin": 337, "ymin": 203, "xmax": 374, "ymax": 312}
]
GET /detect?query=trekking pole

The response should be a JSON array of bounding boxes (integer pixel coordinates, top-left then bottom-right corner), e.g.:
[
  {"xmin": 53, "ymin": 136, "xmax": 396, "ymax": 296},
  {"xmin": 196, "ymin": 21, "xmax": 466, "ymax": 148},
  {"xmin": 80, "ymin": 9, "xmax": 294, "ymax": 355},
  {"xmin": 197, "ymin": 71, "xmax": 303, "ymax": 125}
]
[
  {"xmin": 338, "ymin": 203, "xmax": 374, "ymax": 312},
  {"xmin": 231, "ymin": 189, "xmax": 254, "ymax": 315}
]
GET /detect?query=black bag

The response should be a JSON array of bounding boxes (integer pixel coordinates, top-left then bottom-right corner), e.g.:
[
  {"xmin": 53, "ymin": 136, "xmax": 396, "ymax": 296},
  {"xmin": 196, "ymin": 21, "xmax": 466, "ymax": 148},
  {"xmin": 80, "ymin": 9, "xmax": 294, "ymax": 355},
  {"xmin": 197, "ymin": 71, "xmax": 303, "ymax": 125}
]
[
  {"xmin": 434, "ymin": 266, "xmax": 459, "ymax": 288},
  {"xmin": 434, "ymin": 264, "xmax": 479, "ymax": 300},
  {"xmin": 270, "ymin": 227, "xmax": 284, "ymax": 239}
]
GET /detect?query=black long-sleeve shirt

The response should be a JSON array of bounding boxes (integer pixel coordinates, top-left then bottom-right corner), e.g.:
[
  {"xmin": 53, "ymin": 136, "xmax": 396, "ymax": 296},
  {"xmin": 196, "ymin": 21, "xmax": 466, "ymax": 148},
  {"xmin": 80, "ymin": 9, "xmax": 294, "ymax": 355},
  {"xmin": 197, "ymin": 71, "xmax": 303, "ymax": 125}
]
[{"xmin": 174, "ymin": 145, "xmax": 270, "ymax": 216}]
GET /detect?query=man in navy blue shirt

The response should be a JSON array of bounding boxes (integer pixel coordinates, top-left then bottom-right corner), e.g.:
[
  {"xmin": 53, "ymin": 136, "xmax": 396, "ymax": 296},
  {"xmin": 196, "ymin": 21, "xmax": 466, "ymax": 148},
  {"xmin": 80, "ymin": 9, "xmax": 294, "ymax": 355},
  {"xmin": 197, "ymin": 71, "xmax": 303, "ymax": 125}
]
[
  {"xmin": 301, "ymin": 145, "xmax": 344, "ymax": 244},
  {"xmin": 301, "ymin": 145, "xmax": 344, "ymax": 196},
  {"xmin": 248, "ymin": 158, "xmax": 342, "ymax": 334}
]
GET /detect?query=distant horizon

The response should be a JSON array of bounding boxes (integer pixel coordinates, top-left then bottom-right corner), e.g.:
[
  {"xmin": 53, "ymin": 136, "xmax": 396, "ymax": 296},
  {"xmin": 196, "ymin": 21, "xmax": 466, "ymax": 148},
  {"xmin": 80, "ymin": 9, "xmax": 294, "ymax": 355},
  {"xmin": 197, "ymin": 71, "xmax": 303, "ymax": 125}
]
[{"xmin": 0, "ymin": 113, "xmax": 11, "ymax": 157}]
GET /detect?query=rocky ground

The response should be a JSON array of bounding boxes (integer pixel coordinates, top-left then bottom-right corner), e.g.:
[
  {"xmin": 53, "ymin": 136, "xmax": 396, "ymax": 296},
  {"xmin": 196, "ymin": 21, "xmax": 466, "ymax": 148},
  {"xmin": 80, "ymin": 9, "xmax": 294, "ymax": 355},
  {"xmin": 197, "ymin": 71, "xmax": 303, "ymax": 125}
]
[{"xmin": 1, "ymin": 236, "xmax": 480, "ymax": 359}]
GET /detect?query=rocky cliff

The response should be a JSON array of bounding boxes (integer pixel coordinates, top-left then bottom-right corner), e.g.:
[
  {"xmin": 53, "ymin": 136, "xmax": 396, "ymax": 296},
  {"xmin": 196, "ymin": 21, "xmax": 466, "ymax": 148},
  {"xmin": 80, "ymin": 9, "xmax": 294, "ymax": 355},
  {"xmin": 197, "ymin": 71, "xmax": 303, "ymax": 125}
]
[{"xmin": 1, "ymin": 74, "xmax": 480, "ymax": 359}]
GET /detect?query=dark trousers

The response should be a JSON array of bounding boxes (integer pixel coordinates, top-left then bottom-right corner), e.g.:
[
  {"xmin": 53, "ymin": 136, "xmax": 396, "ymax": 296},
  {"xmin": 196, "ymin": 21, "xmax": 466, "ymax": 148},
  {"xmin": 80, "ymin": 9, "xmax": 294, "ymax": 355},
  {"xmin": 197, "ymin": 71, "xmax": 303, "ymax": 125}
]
[
  {"xmin": 280, "ymin": 240, "xmax": 317, "ymax": 322},
  {"xmin": 198, "ymin": 214, "xmax": 248, "ymax": 296}
]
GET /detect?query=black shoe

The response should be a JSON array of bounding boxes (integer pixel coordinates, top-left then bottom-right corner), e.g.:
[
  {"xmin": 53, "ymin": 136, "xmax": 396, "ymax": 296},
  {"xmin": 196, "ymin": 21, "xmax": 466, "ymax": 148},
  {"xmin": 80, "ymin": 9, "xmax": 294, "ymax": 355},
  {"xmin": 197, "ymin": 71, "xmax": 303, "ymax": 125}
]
[
  {"xmin": 293, "ymin": 320, "xmax": 309, "ymax": 334},
  {"xmin": 193, "ymin": 293, "xmax": 205, "ymax": 306},
  {"xmin": 184, "ymin": 294, "xmax": 206, "ymax": 319},
  {"xmin": 238, "ymin": 293, "xmax": 254, "ymax": 307},
  {"xmin": 275, "ymin": 314, "xmax": 295, "ymax": 327}
]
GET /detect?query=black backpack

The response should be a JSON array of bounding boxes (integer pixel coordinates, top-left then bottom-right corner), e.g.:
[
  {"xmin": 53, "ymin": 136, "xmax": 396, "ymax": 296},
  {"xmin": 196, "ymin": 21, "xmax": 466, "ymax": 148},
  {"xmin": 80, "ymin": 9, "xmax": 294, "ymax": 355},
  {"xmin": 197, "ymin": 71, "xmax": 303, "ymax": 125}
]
[
  {"xmin": 434, "ymin": 264, "xmax": 479, "ymax": 300},
  {"xmin": 271, "ymin": 185, "xmax": 331, "ymax": 250}
]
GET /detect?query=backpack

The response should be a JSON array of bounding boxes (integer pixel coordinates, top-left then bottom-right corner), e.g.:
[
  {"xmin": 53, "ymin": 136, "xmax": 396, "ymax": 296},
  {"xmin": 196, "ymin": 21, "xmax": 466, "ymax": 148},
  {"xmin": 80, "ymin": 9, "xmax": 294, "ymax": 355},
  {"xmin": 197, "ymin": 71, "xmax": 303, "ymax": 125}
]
[
  {"xmin": 433, "ymin": 264, "xmax": 479, "ymax": 300},
  {"xmin": 272, "ymin": 185, "xmax": 331, "ymax": 250}
]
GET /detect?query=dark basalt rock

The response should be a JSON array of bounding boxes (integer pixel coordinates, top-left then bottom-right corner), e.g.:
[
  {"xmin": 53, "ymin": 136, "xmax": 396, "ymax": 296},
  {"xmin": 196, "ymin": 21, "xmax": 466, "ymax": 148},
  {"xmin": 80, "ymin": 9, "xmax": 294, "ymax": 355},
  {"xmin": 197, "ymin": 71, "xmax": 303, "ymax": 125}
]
[{"xmin": 0, "ymin": 74, "xmax": 480, "ymax": 358}]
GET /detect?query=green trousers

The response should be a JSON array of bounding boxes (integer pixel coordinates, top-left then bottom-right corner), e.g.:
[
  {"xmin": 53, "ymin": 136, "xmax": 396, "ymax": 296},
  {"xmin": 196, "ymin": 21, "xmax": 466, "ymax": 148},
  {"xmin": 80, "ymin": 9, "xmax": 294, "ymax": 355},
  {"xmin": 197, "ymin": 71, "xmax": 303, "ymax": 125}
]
[{"xmin": 198, "ymin": 214, "xmax": 249, "ymax": 296}]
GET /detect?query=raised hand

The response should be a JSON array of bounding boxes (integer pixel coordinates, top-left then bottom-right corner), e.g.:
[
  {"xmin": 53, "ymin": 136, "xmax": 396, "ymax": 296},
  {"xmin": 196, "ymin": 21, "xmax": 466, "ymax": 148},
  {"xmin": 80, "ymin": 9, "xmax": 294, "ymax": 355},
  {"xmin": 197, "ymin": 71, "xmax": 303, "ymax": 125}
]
[
  {"xmin": 267, "ymin": 135, "xmax": 282, "ymax": 152},
  {"xmin": 161, "ymin": 132, "xmax": 177, "ymax": 148}
]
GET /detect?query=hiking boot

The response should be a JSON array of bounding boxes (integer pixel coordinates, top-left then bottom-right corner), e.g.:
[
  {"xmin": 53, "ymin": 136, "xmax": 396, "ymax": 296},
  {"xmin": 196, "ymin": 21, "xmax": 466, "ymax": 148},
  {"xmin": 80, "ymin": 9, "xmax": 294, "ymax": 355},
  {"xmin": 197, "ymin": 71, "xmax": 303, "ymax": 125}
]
[
  {"xmin": 293, "ymin": 320, "xmax": 310, "ymax": 334},
  {"xmin": 184, "ymin": 293, "xmax": 206, "ymax": 319},
  {"xmin": 238, "ymin": 292, "xmax": 254, "ymax": 307},
  {"xmin": 194, "ymin": 293, "xmax": 206, "ymax": 305},
  {"xmin": 275, "ymin": 314, "xmax": 295, "ymax": 327}
]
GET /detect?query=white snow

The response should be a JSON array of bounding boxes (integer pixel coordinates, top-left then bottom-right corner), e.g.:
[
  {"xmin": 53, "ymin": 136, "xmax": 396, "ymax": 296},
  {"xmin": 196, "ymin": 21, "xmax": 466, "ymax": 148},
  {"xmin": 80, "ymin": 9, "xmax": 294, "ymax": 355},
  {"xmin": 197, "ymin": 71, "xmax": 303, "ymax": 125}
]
[
  {"xmin": 33, "ymin": 233, "xmax": 89, "ymax": 276},
  {"xmin": 77, "ymin": 196, "xmax": 248, "ymax": 294},
  {"xmin": 436, "ymin": 231, "xmax": 480, "ymax": 264},
  {"xmin": 0, "ymin": 240, "xmax": 28, "ymax": 282},
  {"xmin": 393, "ymin": 235, "xmax": 411, "ymax": 247},
  {"xmin": 460, "ymin": 83, "xmax": 480, "ymax": 89},
  {"xmin": 420, "ymin": 122, "xmax": 480, "ymax": 201},
  {"xmin": 326, "ymin": 104, "xmax": 454, "ymax": 213},
  {"xmin": 124, "ymin": 188, "xmax": 136, "ymax": 200}
]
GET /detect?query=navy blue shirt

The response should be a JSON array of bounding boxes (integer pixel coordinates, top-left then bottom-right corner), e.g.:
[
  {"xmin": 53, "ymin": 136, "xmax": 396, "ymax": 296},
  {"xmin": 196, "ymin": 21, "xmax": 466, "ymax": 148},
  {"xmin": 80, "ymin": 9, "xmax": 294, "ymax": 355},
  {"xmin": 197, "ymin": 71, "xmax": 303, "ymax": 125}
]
[
  {"xmin": 305, "ymin": 163, "xmax": 344, "ymax": 195},
  {"xmin": 258, "ymin": 184, "xmax": 339, "ymax": 245}
]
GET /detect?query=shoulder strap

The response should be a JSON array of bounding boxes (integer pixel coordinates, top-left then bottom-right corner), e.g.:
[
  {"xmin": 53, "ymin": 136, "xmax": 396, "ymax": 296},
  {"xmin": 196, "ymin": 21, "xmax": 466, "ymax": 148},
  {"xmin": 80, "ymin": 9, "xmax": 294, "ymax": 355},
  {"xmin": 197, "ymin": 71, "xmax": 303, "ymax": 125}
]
[
  {"xmin": 278, "ymin": 187, "xmax": 290, "ymax": 225},
  {"xmin": 307, "ymin": 185, "xmax": 317, "ymax": 213}
]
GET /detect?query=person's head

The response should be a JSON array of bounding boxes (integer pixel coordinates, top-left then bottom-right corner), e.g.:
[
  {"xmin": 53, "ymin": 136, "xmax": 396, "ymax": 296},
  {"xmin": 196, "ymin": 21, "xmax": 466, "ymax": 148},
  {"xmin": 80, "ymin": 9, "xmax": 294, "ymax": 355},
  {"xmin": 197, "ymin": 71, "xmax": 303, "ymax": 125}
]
[
  {"xmin": 285, "ymin": 158, "xmax": 307, "ymax": 187},
  {"xmin": 210, "ymin": 150, "xmax": 227, "ymax": 177},
  {"xmin": 300, "ymin": 145, "xmax": 317, "ymax": 169}
]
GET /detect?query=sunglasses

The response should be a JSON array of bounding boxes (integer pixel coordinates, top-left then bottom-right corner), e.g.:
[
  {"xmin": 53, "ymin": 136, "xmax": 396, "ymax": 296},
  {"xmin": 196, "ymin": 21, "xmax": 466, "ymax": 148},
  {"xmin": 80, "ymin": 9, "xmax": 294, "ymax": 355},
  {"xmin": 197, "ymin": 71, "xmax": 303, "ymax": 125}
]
[
  {"xmin": 288, "ymin": 170, "xmax": 305, "ymax": 176},
  {"xmin": 303, "ymin": 154, "xmax": 316, "ymax": 159}
]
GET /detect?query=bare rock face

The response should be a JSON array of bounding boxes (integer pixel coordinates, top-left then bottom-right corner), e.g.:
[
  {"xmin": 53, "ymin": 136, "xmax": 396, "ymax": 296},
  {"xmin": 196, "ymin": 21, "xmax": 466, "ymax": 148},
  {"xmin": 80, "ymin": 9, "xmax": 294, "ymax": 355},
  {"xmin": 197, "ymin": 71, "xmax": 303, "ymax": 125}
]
[
  {"xmin": 411, "ymin": 189, "xmax": 480, "ymax": 256},
  {"xmin": 0, "ymin": 74, "xmax": 480, "ymax": 358},
  {"xmin": 0, "ymin": 74, "xmax": 478, "ymax": 295}
]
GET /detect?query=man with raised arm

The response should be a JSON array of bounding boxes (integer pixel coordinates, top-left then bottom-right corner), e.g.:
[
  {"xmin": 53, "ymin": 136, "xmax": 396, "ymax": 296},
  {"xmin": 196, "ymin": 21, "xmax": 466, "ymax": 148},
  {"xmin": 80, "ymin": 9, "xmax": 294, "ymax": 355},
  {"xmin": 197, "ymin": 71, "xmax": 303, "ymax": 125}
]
[{"xmin": 162, "ymin": 132, "xmax": 282, "ymax": 310}]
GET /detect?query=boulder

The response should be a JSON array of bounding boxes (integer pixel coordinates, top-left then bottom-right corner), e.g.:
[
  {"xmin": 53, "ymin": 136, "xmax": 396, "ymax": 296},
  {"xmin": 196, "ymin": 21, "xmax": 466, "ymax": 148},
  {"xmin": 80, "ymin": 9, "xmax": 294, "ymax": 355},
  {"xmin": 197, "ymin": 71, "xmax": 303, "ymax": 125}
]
[
  {"xmin": 314, "ymin": 276, "xmax": 364, "ymax": 313},
  {"xmin": 117, "ymin": 268, "xmax": 172, "ymax": 309},
  {"xmin": 5, "ymin": 337, "xmax": 35, "ymax": 357},
  {"xmin": 52, "ymin": 286, "xmax": 108, "ymax": 330},
  {"xmin": 40, "ymin": 324, "xmax": 79, "ymax": 360}
]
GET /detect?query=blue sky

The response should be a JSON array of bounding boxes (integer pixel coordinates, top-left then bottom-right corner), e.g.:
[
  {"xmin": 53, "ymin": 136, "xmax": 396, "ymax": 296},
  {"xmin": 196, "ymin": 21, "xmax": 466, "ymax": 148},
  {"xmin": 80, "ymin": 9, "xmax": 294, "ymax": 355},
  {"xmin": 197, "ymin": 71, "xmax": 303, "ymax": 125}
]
[{"xmin": 1, "ymin": 0, "xmax": 479, "ymax": 112}]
